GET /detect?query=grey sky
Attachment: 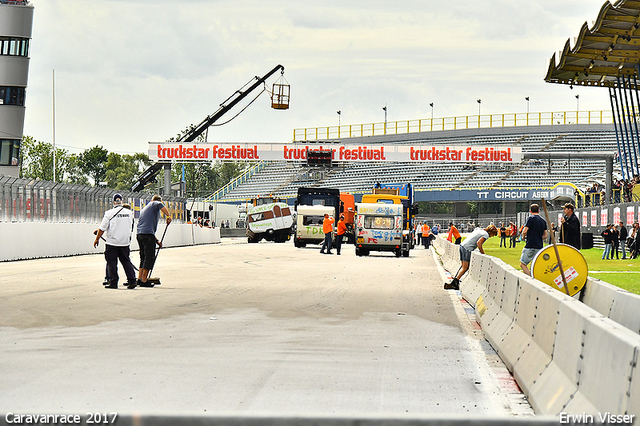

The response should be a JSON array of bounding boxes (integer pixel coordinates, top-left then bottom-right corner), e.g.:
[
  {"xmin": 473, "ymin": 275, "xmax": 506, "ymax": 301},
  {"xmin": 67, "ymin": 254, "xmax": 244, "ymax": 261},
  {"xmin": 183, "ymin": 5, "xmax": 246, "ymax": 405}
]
[{"xmin": 23, "ymin": 0, "xmax": 610, "ymax": 155}]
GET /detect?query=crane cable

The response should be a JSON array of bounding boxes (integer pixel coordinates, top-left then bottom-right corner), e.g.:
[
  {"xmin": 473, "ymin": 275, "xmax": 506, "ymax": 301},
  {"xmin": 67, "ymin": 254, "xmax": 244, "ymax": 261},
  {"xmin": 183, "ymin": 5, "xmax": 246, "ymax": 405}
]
[{"xmin": 210, "ymin": 83, "xmax": 267, "ymax": 127}]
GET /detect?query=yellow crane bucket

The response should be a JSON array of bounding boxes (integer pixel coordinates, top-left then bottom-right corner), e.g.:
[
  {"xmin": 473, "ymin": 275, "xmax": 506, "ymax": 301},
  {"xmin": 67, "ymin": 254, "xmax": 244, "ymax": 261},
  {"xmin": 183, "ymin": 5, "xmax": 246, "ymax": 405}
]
[{"xmin": 271, "ymin": 75, "xmax": 290, "ymax": 110}]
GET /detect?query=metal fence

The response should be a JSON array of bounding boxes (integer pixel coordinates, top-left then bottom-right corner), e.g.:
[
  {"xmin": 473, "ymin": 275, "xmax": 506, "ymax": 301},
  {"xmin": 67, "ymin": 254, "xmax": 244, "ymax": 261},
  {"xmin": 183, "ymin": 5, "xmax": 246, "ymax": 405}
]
[
  {"xmin": 0, "ymin": 176, "xmax": 187, "ymax": 223},
  {"xmin": 294, "ymin": 110, "xmax": 613, "ymax": 141}
]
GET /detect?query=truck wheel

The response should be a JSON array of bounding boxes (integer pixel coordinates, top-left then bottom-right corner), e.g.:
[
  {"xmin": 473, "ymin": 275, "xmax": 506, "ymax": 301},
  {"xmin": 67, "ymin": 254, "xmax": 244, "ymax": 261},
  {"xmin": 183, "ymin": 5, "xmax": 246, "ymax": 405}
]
[
  {"xmin": 402, "ymin": 249, "xmax": 410, "ymax": 257},
  {"xmin": 362, "ymin": 249, "xmax": 370, "ymax": 256},
  {"xmin": 356, "ymin": 247, "xmax": 362, "ymax": 257},
  {"xmin": 395, "ymin": 249, "xmax": 401, "ymax": 258}
]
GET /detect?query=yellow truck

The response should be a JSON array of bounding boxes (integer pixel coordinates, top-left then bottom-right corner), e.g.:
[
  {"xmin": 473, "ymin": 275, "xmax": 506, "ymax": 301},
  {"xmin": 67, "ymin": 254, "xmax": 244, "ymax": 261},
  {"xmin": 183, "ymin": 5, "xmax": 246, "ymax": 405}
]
[{"xmin": 356, "ymin": 186, "xmax": 415, "ymax": 257}]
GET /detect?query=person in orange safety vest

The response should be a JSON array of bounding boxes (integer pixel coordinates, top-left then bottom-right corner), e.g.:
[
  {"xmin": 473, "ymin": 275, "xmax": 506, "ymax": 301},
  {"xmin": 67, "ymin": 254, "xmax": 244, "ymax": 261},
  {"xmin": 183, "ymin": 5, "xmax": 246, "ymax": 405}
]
[
  {"xmin": 422, "ymin": 224, "xmax": 431, "ymax": 248},
  {"xmin": 335, "ymin": 214, "xmax": 347, "ymax": 255},
  {"xmin": 320, "ymin": 213, "xmax": 335, "ymax": 254}
]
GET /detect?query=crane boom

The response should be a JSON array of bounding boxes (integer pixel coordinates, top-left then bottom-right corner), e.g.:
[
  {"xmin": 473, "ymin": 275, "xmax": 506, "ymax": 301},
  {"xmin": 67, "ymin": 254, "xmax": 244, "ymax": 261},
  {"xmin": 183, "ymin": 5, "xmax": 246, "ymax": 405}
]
[
  {"xmin": 180, "ymin": 64, "xmax": 284, "ymax": 143},
  {"xmin": 131, "ymin": 64, "xmax": 286, "ymax": 192}
]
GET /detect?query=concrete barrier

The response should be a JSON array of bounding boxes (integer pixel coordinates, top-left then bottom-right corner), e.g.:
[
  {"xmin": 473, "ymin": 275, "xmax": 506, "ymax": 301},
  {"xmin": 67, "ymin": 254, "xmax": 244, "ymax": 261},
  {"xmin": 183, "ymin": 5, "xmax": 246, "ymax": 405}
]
[
  {"xmin": 435, "ymin": 235, "xmax": 640, "ymax": 417},
  {"xmin": 583, "ymin": 276, "xmax": 640, "ymax": 335},
  {"xmin": 0, "ymin": 222, "xmax": 221, "ymax": 262}
]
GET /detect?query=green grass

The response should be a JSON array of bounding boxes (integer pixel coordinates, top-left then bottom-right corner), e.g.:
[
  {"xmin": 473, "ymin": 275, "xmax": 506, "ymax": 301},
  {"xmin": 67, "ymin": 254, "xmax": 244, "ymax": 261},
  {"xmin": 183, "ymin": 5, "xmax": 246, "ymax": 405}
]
[{"xmin": 481, "ymin": 237, "xmax": 640, "ymax": 295}]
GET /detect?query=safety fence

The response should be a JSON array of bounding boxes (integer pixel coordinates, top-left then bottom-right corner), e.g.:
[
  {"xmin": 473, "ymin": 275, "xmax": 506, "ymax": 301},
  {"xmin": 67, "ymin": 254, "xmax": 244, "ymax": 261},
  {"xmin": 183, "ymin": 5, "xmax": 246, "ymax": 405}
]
[
  {"xmin": 293, "ymin": 110, "xmax": 613, "ymax": 141},
  {"xmin": 434, "ymin": 236, "xmax": 640, "ymax": 416},
  {"xmin": 0, "ymin": 176, "xmax": 188, "ymax": 223}
]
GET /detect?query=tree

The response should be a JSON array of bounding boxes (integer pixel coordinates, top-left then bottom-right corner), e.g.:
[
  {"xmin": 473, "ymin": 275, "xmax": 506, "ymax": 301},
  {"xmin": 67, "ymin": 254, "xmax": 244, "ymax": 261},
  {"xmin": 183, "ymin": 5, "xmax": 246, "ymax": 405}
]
[
  {"xmin": 104, "ymin": 152, "xmax": 151, "ymax": 190},
  {"xmin": 19, "ymin": 135, "xmax": 68, "ymax": 181},
  {"xmin": 79, "ymin": 146, "xmax": 109, "ymax": 185},
  {"xmin": 65, "ymin": 153, "xmax": 90, "ymax": 185}
]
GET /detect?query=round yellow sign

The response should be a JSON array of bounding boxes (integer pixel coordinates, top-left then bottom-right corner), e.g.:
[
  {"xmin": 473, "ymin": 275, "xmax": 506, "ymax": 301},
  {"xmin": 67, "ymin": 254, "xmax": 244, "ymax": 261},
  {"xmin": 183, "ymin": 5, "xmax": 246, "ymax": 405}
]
[{"xmin": 530, "ymin": 243, "xmax": 588, "ymax": 297}]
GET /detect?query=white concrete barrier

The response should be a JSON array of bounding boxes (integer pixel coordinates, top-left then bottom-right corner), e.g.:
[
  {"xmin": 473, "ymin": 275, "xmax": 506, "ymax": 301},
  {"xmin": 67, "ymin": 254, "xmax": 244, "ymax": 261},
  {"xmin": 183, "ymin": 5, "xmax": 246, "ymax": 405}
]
[
  {"xmin": 568, "ymin": 316, "xmax": 638, "ymax": 414},
  {"xmin": 0, "ymin": 222, "xmax": 221, "ymax": 262},
  {"xmin": 435, "ymin": 235, "xmax": 640, "ymax": 417},
  {"xmin": 583, "ymin": 276, "xmax": 640, "ymax": 335}
]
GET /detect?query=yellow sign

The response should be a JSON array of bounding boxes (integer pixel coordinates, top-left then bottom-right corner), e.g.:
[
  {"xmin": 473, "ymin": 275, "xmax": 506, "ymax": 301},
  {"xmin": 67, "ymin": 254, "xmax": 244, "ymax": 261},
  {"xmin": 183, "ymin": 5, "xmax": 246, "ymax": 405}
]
[{"xmin": 531, "ymin": 244, "xmax": 588, "ymax": 297}]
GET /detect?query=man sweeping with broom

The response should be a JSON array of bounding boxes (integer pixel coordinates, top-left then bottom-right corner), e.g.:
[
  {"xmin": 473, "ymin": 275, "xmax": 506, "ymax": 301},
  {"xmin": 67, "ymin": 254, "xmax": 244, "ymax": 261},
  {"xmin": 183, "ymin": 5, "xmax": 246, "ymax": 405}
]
[{"xmin": 134, "ymin": 195, "xmax": 172, "ymax": 289}]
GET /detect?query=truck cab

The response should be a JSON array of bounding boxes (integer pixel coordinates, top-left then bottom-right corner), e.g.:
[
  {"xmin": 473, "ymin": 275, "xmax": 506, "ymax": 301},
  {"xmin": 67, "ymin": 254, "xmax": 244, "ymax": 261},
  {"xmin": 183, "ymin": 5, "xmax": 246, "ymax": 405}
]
[{"xmin": 355, "ymin": 203, "xmax": 406, "ymax": 257}]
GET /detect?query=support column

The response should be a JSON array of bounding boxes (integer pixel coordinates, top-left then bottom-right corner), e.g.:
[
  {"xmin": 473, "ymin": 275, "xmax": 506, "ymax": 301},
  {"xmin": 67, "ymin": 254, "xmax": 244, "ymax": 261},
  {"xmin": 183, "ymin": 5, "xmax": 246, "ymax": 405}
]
[
  {"xmin": 606, "ymin": 156, "xmax": 613, "ymax": 204},
  {"xmin": 164, "ymin": 163, "xmax": 171, "ymax": 196},
  {"xmin": 454, "ymin": 202, "xmax": 469, "ymax": 218}
]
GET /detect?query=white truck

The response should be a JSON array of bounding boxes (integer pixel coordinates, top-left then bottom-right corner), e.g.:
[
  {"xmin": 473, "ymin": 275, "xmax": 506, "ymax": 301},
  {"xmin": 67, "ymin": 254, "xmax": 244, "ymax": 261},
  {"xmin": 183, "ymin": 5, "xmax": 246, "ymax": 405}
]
[
  {"xmin": 246, "ymin": 199, "xmax": 294, "ymax": 243},
  {"xmin": 355, "ymin": 203, "xmax": 405, "ymax": 257},
  {"xmin": 294, "ymin": 205, "xmax": 334, "ymax": 248}
]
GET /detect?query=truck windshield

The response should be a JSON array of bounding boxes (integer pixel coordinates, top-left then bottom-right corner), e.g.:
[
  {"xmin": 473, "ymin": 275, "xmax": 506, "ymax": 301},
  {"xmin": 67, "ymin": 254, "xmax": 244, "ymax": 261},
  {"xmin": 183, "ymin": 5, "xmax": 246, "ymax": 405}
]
[{"xmin": 364, "ymin": 216, "xmax": 394, "ymax": 230}]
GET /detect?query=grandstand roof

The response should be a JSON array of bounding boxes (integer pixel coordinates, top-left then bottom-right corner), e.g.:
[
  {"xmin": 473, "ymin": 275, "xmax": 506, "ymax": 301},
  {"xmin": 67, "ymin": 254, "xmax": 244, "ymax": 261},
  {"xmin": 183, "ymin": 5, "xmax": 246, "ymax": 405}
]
[{"xmin": 545, "ymin": 0, "xmax": 640, "ymax": 88}]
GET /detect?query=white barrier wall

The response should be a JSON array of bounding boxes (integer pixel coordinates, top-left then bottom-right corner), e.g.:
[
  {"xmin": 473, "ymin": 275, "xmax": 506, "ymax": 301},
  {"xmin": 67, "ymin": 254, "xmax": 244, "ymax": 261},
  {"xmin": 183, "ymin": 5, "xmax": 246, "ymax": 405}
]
[
  {"xmin": 434, "ymin": 236, "xmax": 640, "ymax": 417},
  {"xmin": 0, "ymin": 223, "xmax": 221, "ymax": 262}
]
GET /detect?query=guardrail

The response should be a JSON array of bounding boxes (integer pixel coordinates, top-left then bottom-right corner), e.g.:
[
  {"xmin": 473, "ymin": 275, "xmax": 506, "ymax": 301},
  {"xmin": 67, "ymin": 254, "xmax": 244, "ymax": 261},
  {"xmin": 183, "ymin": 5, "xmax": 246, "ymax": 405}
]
[
  {"xmin": 434, "ymin": 235, "xmax": 640, "ymax": 416},
  {"xmin": 0, "ymin": 176, "xmax": 187, "ymax": 223},
  {"xmin": 204, "ymin": 162, "xmax": 265, "ymax": 202},
  {"xmin": 293, "ymin": 110, "xmax": 613, "ymax": 141}
]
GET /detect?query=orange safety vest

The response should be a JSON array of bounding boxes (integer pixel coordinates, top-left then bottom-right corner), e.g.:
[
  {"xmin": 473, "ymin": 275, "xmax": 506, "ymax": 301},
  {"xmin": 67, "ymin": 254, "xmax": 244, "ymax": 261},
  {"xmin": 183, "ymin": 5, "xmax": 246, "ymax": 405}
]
[
  {"xmin": 422, "ymin": 225, "xmax": 431, "ymax": 237},
  {"xmin": 323, "ymin": 217, "xmax": 335, "ymax": 234},
  {"xmin": 337, "ymin": 219, "xmax": 347, "ymax": 235}
]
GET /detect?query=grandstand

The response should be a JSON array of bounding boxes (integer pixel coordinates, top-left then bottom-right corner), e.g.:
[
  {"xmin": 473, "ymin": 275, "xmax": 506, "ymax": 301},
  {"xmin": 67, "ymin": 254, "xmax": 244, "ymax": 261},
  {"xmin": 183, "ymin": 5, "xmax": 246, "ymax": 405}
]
[{"xmin": 213, "ymin": 123, "xmax": 619, "ymax": 203}]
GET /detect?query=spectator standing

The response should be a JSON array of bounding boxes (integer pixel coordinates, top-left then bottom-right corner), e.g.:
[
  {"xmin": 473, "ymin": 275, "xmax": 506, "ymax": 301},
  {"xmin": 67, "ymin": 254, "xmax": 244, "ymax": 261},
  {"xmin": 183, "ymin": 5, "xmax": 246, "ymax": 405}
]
[
  {"xmin": 509, "ymin": 222, "xmax": 518, "ymax": 248},
  {"xmin": 601, "ymin": 224, "xmax": 613, "ymax": 260},
  {"xmin": 520, "ymin": 204, "xmax": 548, "ymax": 276},
  {"xmin": 620, "ymin": 221, "xmax": 628, "ymax": 259},
  {"xmin": 548, "ymin": 222, "xmax": 557, "ymax": 245},
  {"xmin": 415, "ymin": 222, "xmax": 423, "ymax": 247},
  {"xmin": 612, "ymin": 224, "xmax": 620, "ymax": 260},
  {"xmin": 631, "ymin": 223, "xmax": 640, "ymax": 259},
  {"xmin": 499, "ymin": 223, "xmax": 507, "ymax": 248},
  {"xmin": 559, "ymin": 203, "xmax": 581, "ymax": 250}
]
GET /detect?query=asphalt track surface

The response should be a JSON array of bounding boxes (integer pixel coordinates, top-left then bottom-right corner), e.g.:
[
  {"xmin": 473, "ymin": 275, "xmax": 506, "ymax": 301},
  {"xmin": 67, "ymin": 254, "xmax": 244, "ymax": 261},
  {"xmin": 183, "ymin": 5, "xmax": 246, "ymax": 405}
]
[{"xmin": 0, "ymin": 238, "xmax": 533, "ymax": 417}]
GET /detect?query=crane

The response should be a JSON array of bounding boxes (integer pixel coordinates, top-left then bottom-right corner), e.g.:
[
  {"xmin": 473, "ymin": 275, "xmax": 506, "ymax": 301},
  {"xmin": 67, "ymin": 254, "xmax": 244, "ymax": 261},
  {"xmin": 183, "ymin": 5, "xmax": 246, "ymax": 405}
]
[{"xmin": 131, "ymin": 64, "xmax": 287, "ymax": 193}]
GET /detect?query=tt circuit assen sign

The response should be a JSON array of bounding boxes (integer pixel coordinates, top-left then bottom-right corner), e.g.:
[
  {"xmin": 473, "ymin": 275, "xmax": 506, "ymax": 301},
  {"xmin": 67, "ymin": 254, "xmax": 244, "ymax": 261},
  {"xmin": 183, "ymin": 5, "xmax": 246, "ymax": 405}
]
[{"xmin": 149, "ymin": 142, "xmax": 522, "ymax": 163}]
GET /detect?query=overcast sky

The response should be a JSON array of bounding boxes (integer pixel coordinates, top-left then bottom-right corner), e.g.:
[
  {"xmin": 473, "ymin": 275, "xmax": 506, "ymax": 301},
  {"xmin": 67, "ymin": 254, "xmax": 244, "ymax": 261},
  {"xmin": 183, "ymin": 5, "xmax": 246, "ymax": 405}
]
[{"xmin": 22, "ymin": 0, "xmax": 611, "ymax": 155}]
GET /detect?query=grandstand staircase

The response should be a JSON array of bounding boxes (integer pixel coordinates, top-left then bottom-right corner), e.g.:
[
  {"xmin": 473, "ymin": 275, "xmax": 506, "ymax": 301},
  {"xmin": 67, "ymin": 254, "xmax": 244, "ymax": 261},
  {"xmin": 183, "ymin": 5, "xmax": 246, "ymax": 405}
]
[
  {"xmin": 492, "ymin": 134, "xmax": 567, "ymax": 187},
  {"xmin": 273, "ymin": 166, "xmax": 338, "ymax": 193},
  {"xmin": 451, "ymin": 168, "xmax": 483, "ymax": 189}
]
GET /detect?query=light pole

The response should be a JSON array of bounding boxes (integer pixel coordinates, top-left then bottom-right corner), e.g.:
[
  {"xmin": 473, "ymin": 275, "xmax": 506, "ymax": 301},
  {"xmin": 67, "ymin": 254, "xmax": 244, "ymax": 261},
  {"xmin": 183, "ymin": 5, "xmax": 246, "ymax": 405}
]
[
  {"xmin": 383, "ymin": 104, "xmax": 387, "ymax": 134},
  {"xmin": 429, "ymin": 102, "xmax": 434, "ymax": 120},
  {"xmin": 525, "ymin": 96, "xmax": 530, "ymax": 114},
  {"xmin": 477, "ymin": 99, "xmax": 481, "ymax": 116},
  {"xmin": 337, "ymin": 110, "xmax": 341, "ymax": 127},
  {"xmin": 52, "ymin": 69, "xmax": 56, "ymax": 182},
  {"xmin": 576, "ymin": 94, "xmax": 580, "ymax": 111}
]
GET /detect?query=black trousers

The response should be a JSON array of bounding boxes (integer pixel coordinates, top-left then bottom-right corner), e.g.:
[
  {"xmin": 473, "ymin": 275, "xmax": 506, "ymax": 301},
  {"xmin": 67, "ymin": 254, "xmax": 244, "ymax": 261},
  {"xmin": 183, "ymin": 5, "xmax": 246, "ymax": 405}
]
[
  {"xmin": 137, "ymin": 233, "xmax": 157, "ymax": 269},
  {"xmin": 335, "ymin": 234, "xmax": 344, "ymax": 254},
  {"xmin": 105, "ymin": 244, "xmax": 136, "ymax": 286}
]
